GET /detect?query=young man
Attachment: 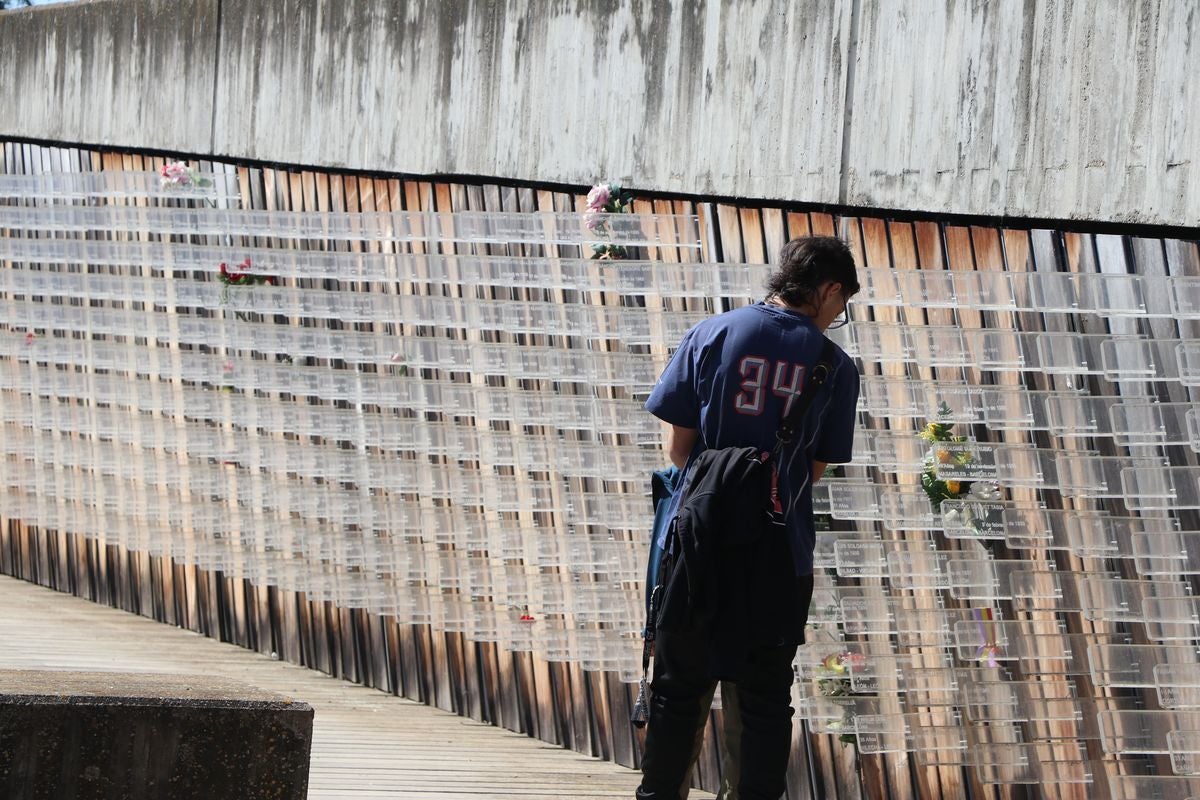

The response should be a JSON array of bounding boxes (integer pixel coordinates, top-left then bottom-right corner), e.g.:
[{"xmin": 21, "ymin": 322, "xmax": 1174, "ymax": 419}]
[{"xmin": 637, "ymin": 235, "xmax": 861, "ymax": 800}]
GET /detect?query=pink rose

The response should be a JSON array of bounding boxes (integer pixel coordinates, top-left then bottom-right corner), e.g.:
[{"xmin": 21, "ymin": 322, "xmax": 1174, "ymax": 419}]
[
  {"xmin": 160, "ymin": 161, "xmax": 192, "ymax": 187},
  {"xmin": 586, "ymin": 184, "xmax": 611, "ymax": 210}
]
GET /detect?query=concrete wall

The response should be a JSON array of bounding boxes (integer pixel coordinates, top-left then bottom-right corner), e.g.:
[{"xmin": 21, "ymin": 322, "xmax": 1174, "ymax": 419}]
[
  {"xmin": 0, "ymin": 0, "xmax": 218, "ymax": 155},
  {"xmin": 1, "ymin": 0, "xmax": 1196, "ymax": 227}
]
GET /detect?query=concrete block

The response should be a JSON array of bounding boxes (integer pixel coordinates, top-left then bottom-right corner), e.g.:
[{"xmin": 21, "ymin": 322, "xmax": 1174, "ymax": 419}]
[{"xmin": 0, "ymin": 670, "xmax": 312, "ymax": 800}]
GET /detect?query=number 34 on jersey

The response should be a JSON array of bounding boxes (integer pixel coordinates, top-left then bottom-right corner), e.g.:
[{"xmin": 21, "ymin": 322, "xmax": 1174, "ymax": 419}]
[{"xmin": 733, "ymin": 356, "xmax": 807, "ymax": 417}]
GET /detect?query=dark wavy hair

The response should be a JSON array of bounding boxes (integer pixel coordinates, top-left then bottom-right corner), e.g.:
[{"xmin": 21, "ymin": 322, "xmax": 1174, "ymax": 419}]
[{"xmin": 766, "ymin": 236, "xmax": 860, "ymax": 308}]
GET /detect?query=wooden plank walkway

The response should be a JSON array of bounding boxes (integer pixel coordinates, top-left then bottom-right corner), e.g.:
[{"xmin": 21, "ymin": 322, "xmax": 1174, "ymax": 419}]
[{"xmin": 0, "ymin": 574, "xmax": 706, "ymax": 800}]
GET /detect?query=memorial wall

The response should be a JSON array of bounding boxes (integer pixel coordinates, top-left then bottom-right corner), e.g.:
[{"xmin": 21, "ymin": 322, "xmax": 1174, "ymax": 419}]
[{"xmin": 2, "ymin": 141, "xmax": 1199, "ymax": 799}]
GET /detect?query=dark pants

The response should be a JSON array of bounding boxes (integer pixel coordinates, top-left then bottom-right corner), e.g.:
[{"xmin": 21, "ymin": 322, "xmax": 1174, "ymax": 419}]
[
  {"xmin": 681, "ymin": 681, "xmax": 739, "ymax": 800},
  {"xmin": 637, "ymin": 575, "xmax": 814, "ymax": 800}
]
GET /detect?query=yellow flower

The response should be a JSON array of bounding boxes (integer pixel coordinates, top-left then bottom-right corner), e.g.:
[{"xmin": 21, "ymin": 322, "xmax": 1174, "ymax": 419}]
[
  {"xmin": 821, "ymin": 653, "xmax": 846, "ymax": 674},
  {"xmin": 946, "ymin": 480, "xmax": 962, "ymax": 494}
]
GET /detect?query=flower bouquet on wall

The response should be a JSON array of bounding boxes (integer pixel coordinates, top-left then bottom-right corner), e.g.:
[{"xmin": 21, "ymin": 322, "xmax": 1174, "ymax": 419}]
[
  {"xmin": 815, "ymin": 650, "xmax": 869, "ymax": 747},
  {"xmin": 918, "ymin": 402, "xmax": 971, "ymax": 510},
  {"xmin": 919, "ymin": 402, "xmax": 1003, "ymax": 538},
  {"xmin": 159, "ymin": 161, "xmax": 213, "ymax": 190},
  {"xmin": 584, "ymin": 182, "xmax": 634, "ymax": 260},
  {"xmin": 218, "ymin": 258, "xmax": 276, "ymax": 306},
  {"xmin": 920, "ymin": 403, "xmax": 1006, "ymax": 665}
]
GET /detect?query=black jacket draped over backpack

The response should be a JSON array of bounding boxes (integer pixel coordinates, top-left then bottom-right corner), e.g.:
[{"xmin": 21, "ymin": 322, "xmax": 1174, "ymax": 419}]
[{"xmin": 653, "ymin": 446, "xmax": 805, "ymax": 681}]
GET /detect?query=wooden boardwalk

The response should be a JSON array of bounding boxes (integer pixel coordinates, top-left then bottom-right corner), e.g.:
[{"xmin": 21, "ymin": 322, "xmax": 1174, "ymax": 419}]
[{"xmin": 0, "ymin": 574, "xmax": 704, "ymax": 800}]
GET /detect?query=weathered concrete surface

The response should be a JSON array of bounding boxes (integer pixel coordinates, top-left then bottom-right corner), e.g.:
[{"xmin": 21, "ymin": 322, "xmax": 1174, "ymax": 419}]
[
  {"xmin": 210, "ymin": 0, "xmax": 853, "ymax": 205},
  {"xmin": 0, "ymin": 669, "xmax": 313, "ymax": 800},
  {"xmin": 0, "ymin": 0, "xmax": 218, "ymax": 154},
  {"xmin": 845, "ymin": 0, "xmax": 1200, "ymax": 226},
  {"xmin": 0, "ymin": 0, "xmax": 1195, "ymax": 226}
]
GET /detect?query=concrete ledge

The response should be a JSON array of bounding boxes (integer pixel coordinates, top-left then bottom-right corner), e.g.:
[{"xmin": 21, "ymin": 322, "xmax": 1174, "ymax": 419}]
[
  {"xmin": 0, "ymin": 670, "xmax": 313, "ymax": 800},
  {"xmin": 1, "ymin": 0, "xmax": 1195, "ymax": 226}
]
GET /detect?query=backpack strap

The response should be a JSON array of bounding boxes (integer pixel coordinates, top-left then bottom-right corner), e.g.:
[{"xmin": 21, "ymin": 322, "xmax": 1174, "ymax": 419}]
[{"xmin": 774, "ymin": 338, "xmax": 838, "ymax": 451}]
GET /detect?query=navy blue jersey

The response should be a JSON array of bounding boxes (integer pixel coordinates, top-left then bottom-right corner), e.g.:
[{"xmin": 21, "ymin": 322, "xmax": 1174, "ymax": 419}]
[{"xmin": 645, "ymin": 301, "xmax": 860, "ymax": 575}]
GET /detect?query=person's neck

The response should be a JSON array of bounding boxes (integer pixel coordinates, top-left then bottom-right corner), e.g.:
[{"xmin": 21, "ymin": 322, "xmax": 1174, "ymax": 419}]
[{"xmin": 767, "ymin": 295, "xmax": 816, "ymax": 316}]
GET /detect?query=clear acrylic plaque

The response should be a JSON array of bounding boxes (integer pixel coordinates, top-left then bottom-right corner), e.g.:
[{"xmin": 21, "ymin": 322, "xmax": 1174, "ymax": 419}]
[
  {"xmin": 1097, "ymin": 710, "xmax": 1200, "ymax": 755},
  {"xmin": 1088, "ymin": 644, "xmax": 1200, "ymax": 689}
]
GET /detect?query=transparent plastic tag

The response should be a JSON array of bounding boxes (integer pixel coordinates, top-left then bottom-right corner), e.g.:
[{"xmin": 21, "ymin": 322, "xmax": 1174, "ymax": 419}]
[
  {"xmin": 1079, "ymin": 576, "xmax": 1191, "ymax": 625},
  {"xmin": 1111, "ymin": 401, "xmax": 1195, "ymax": 446},
  {"xmin": 951, "ymin": 618, "xmax": 1072, "ymax": 665},
  {"xmin": 1178, "ymin": 341, "xmax": 1200, "ymax": 386},
  {"xmin": 1102, "ymin": 338, "xmax": 1181, "ymax": 381},
  {"xmin": 1142, "ymin": 596, "xmax": 1200, "ymax": 642},
  {"xmin": 838, "ymin": 595, "xmax": 892, "ymax": 635},
  {"xmin": 1058, "ymin": 453, "xmax": 1168, "ymax": 498},
  {"xmin": 960, "ymin": 677, "xmax": 1084, "ymax": 724},
  {"xmin": 827, "ymin": 481, "xmax": 882, "ymax": 520},
  {"xmin": 878, "ymin": 488, "xmax": 939, "ymax": 530},
  {"xmin": 834, "ymin": 540, "xmax": 888, "ymax": 578},
  {"xmin": 945, "ymin": 559, "xmax": 1003, "ymax": 601},
  {"xmin": 1167, "ymin": 730, "xmax": 1200, "ymax": 775},
  {"xmin": 1007, "ymin": 569, "xmax": 1088, "ymax": 612},
  {"xmin": 928, "ymin": 443, "xmax": 999, "ymax": 480},
  {"xmin": 1172, "ymin": 278, "xmax": 1200, "ymax": 318},
  {"xmin": 1098, "ymin": 709, "xmax": 1200, "ymax": 755},
  {"xmin": 966, "ymin": 742, "xmax": 1091, "ymax": 785},
  {"xmin": 979, "ymin": 386, "xmax": 1043, "ymax": 428},
  {"xmin": 1131, "ymin": 531, "xmax": 1200, "ymax": 576},
  {"xmin": 1154, "ymin": 664, "xmax": 1200, "ymax": 709},
  {"xmin": 1110, "ymin": 774, "xmax": 1200, "ymax": 800},
  {"xmin": 908, "ymin": 326, "xmax": 969, "ymax": 367},
  {"xmin": 885, "ymin": 549, "xmax": 953, "ymax": 590},
  {"xmin": 891, "ymin": 611, "xmax": 957, "ymax": 648},
  {"xmin": 1121, "ymin": 466, "xmax": 1200, "ymax": 511},
  {"xmin": 939, "ymin": 499, "xmax": 1008, "ymax": 539},
  {"xmin": 869, "ymin": 431, "xmax": 928, "ymax": 471},
  {"xmin": 1087, "ymin": 643, "xmax": 1200, "ymax": 688},
  {"xmin": 855, "ymin": 715, "xmax": 965, "ymax": 755},
  {"xmin": 848, "ymin": 322, "xmax": 914, "ymax": 362}
]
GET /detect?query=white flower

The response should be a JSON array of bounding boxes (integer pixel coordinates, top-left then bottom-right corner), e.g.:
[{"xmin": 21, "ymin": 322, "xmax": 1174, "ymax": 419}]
[{"xmin": 968, "ymin": 481, "xmax": 1001, "ymax": 501}]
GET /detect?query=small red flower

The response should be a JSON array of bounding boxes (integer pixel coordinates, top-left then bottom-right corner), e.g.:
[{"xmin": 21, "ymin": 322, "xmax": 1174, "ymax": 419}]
[{"xmin": 218, "ymin": 257, "xmax": 273, "ymax": 288}]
